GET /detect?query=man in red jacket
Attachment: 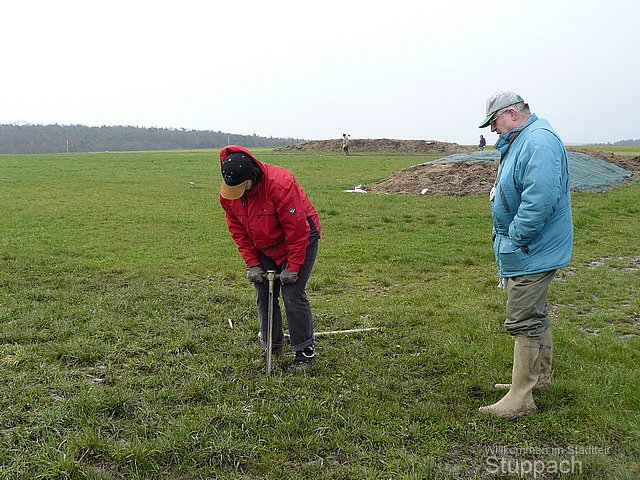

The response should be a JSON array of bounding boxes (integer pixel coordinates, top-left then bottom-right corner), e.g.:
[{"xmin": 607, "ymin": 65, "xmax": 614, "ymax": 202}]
[{"xmin": 219, "ymin": 145, "xmax": 321, "ymax": 371}]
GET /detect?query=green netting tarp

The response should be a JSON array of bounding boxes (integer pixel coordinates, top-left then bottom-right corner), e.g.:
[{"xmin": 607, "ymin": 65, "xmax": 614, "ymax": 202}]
[{"xmin": 425, "ymin": 151, "xmax": 632, "ymax": 191}]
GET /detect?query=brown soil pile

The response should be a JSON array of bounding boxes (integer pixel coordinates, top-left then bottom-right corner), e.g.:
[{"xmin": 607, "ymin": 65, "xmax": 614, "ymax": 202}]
[
  {"xmin": 364, "ymin": 151, "xmax": 638, "ymax": 197},
  {"xmin": 275, "ymin": 138, "xmax": 473, "ymax": 155},
  {"xmin": 365, "ymin": 160, "xmax": 498, "ymax": 196}
]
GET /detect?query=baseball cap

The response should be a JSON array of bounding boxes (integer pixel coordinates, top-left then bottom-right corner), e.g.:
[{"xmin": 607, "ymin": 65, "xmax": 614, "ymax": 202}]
[
  {"xmin": 220, "ymin": 152, "xmax": 255, "ymax": 200},
  {"xmin": 479, "ymin": 92, "xmax": 525, "ymax": 128}
]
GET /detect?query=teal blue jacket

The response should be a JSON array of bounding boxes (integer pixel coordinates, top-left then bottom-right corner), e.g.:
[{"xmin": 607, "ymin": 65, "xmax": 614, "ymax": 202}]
[{"xmin": 492, "ymin": 114, "xmax": 573, "ymax": 277}]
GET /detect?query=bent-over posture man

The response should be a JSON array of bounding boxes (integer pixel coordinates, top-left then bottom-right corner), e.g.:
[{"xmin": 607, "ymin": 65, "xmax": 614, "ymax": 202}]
[{"xmin": 218, "ymin": 145, "xmax": 321, "ymax": 372}]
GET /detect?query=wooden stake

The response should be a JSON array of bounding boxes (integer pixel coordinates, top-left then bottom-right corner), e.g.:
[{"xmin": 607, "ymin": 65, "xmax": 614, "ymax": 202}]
[
  {"xmin": 284, "ymin": 327, "xmax": 381, "ymax": 339},
  {"xmin": 258, "ymin": 327, "xmax": 381, "ymax": 342}
]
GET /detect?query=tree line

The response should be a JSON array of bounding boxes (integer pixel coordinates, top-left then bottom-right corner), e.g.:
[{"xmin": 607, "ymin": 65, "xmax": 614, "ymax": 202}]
[
  {"xmin": 0, "ymin": 124, "xmax": 301, "ymax": 154},
  {"xmin": 597, "ymin": 139, "xmax": 640, "ymax": 146}
]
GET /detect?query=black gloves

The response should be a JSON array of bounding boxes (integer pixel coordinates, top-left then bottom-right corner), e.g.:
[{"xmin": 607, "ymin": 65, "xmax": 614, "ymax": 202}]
[
  {"xmin": 246, "ymin": 265, "xmax": 265, "ymax": 283},
  {"xmin": 279, "ymin": 269, "xmax": 298, "ymax": 284},
  {"xmin": 247, "ymin": 266, "xmax": 298, "ymax": 284}
]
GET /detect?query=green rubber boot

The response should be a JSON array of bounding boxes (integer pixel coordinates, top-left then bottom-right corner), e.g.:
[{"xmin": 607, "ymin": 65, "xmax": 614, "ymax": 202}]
[
  {"xmin": 494, "ymin": 328, "xmax": 552, "ymax": 390},
  {"xmin": 479, "ymin": 335, "xmax": 542, "ymax": 419}
]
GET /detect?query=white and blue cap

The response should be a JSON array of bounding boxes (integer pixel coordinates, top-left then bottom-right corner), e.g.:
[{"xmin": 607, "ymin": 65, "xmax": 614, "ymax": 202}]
[{"xmin": 479, "ymin": 92, "xmax": 525, "ymax": 128}]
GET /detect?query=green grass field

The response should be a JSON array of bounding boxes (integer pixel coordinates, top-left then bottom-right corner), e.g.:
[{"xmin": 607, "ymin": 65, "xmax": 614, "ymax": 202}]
[{"xmin": 1, "ymin": 146, "xmax": 638, "ymax": 479}]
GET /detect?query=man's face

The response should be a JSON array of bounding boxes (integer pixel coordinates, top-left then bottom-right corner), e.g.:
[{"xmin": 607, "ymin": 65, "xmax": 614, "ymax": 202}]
[{"xmin": 490, "ymin": 108, "xmax": 516, "ymax": 135}]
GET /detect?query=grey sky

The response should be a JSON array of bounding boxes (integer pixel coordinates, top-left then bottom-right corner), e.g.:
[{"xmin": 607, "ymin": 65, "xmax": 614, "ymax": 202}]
[{"xmin": 2, "ymin": 0, "xmax": 638, "ymax": 145}]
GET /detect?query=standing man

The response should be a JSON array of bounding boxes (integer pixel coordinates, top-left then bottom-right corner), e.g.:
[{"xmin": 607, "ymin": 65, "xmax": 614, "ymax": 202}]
[
  {"xmin": 478, "ymin": 92, "xmax": 573, "ymax": 419},
  {"xmin": 219, "ymin": 145, "xmax": 321, "ymax": 372},
  {"xmin": 342, "ymin": 133, "xmax": 350, "ymax": 156}
]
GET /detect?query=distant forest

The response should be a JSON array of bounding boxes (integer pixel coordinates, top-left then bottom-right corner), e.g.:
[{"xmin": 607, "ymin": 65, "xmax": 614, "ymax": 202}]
[
  {"xmin": 0, "ymin": 124, "xmax": 301, "ymax": 154},
  {"xmin": 597, "ymin": 139, "xmax": 640, "ymax": 146}
]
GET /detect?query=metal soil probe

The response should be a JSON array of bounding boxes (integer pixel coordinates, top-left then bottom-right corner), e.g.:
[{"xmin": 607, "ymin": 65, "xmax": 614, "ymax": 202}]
[{"xmin": 265, "ymin": 270, "xmax": 278, "ymax": 375}]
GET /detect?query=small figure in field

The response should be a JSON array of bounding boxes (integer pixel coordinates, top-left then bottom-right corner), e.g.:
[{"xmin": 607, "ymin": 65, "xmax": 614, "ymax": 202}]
[
  {"xmin": 479, "ymin": 134, "xmax": 486, "ymax": 150},
  {"xmin": 342, "ymin": 133, "xmax": 350, "ymax": 156}
]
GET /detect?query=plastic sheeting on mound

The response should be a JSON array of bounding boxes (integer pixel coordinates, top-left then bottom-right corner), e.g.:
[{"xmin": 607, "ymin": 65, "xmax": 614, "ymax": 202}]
[{"xmin": 423, "ymin": 151, "xmax": 632, "ymax": 191}]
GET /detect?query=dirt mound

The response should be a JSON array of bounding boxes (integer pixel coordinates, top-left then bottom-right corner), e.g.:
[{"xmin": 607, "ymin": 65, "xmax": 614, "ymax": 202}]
[
  {"xmin": 365, "ymin": 160, "xmax": 497, "ymax": 196},
  {"xmin": 364, "ymin": 151, "xmax": 638, "ymax": 196},
  {"xmin": 275, "ymin": 138, "xmax": 473, "ymax": 154}
]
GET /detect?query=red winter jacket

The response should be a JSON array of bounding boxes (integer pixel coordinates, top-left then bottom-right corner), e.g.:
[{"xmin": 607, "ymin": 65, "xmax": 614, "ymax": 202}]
[{"xmin": 219, "ymin": 145, "xmax": 321, "ymax": 272}]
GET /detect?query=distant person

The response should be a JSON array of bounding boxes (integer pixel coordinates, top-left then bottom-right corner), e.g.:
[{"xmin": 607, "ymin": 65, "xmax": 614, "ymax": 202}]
[
  {"xmin": 477, "ymin": 92, "xmax": 573, "ymax": 419},
  {"xmin": 479, "ymin": 134, "xmax": 486, "ymax": 150},
  {"xmin": 342, "ymin": 133, "xmax": 350, "ymax": 155},
  {"xmin": 218, "ymin": 145, "xmax": 321, "ymax": 372}
]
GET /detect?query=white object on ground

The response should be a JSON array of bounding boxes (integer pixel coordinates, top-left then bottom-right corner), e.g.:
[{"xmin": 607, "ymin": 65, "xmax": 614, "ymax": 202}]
[{"xmin": 343, "ymin": 184, "xmax": 367, "ymax": 193}]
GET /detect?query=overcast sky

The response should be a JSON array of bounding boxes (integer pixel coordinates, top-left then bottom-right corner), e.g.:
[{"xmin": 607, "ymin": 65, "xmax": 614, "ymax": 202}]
[{"xmin": 2, "ymin": 0, "xmax": 638, "ymax": 145}]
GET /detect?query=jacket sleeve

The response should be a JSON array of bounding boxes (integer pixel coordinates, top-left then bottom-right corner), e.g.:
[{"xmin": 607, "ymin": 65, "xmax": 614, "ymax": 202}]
[
  {"xmin": 508, "ymin": 144, "xmax": 563, "ymax": 246},
  {"xmin": 220, "ymin": 198, "xmax": 260, "ymax": 267},
  {"xmin": 271, "ymin": 180, "xmax": 310, "ymax": 272}
]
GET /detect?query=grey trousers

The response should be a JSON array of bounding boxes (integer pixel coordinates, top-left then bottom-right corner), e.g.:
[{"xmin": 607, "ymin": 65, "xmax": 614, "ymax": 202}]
[
  {"xmin": 504, "ymin": 270, "xmax": 556, "ymax": 338},
  {"xmin": 254, "ymin": 237, "xmax": 318, "ymax": 352}
]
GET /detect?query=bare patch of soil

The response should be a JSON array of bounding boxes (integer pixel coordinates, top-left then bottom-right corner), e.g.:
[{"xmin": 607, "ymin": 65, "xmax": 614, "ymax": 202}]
[{"xmin": 275, "ymin": 138, "xmax": 473, "ymax": 155}]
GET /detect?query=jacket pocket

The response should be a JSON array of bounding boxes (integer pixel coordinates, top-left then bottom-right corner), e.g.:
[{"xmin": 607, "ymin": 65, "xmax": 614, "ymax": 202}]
[
  {"xmin": 497, "ymin": 235, "xmax": 530, "ymax": 274},
  {"xmin": 499, "ymin": 187, "xmax": 511, "ymax": 213},
  {"xmin": 253, "ymin": 206, "xmax": 283, "ymax": 248}
]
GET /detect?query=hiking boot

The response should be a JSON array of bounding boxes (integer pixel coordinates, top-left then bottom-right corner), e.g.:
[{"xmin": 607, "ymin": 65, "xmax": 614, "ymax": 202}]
[{"xmin": 287, "ymin": 345, "xmax": 315, "ymax": 372}]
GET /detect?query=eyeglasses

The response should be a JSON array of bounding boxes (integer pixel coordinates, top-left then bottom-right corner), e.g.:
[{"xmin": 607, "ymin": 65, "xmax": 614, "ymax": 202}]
[{"xmin": 490, "ymin": 108, "xmax": 510, "ymax": 125}]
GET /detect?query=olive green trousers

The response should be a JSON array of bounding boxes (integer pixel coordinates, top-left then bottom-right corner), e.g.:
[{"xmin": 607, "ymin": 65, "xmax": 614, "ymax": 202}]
[{"xmin": 504, "ymin": 270, "xmax": 556, "ymax": 338}]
